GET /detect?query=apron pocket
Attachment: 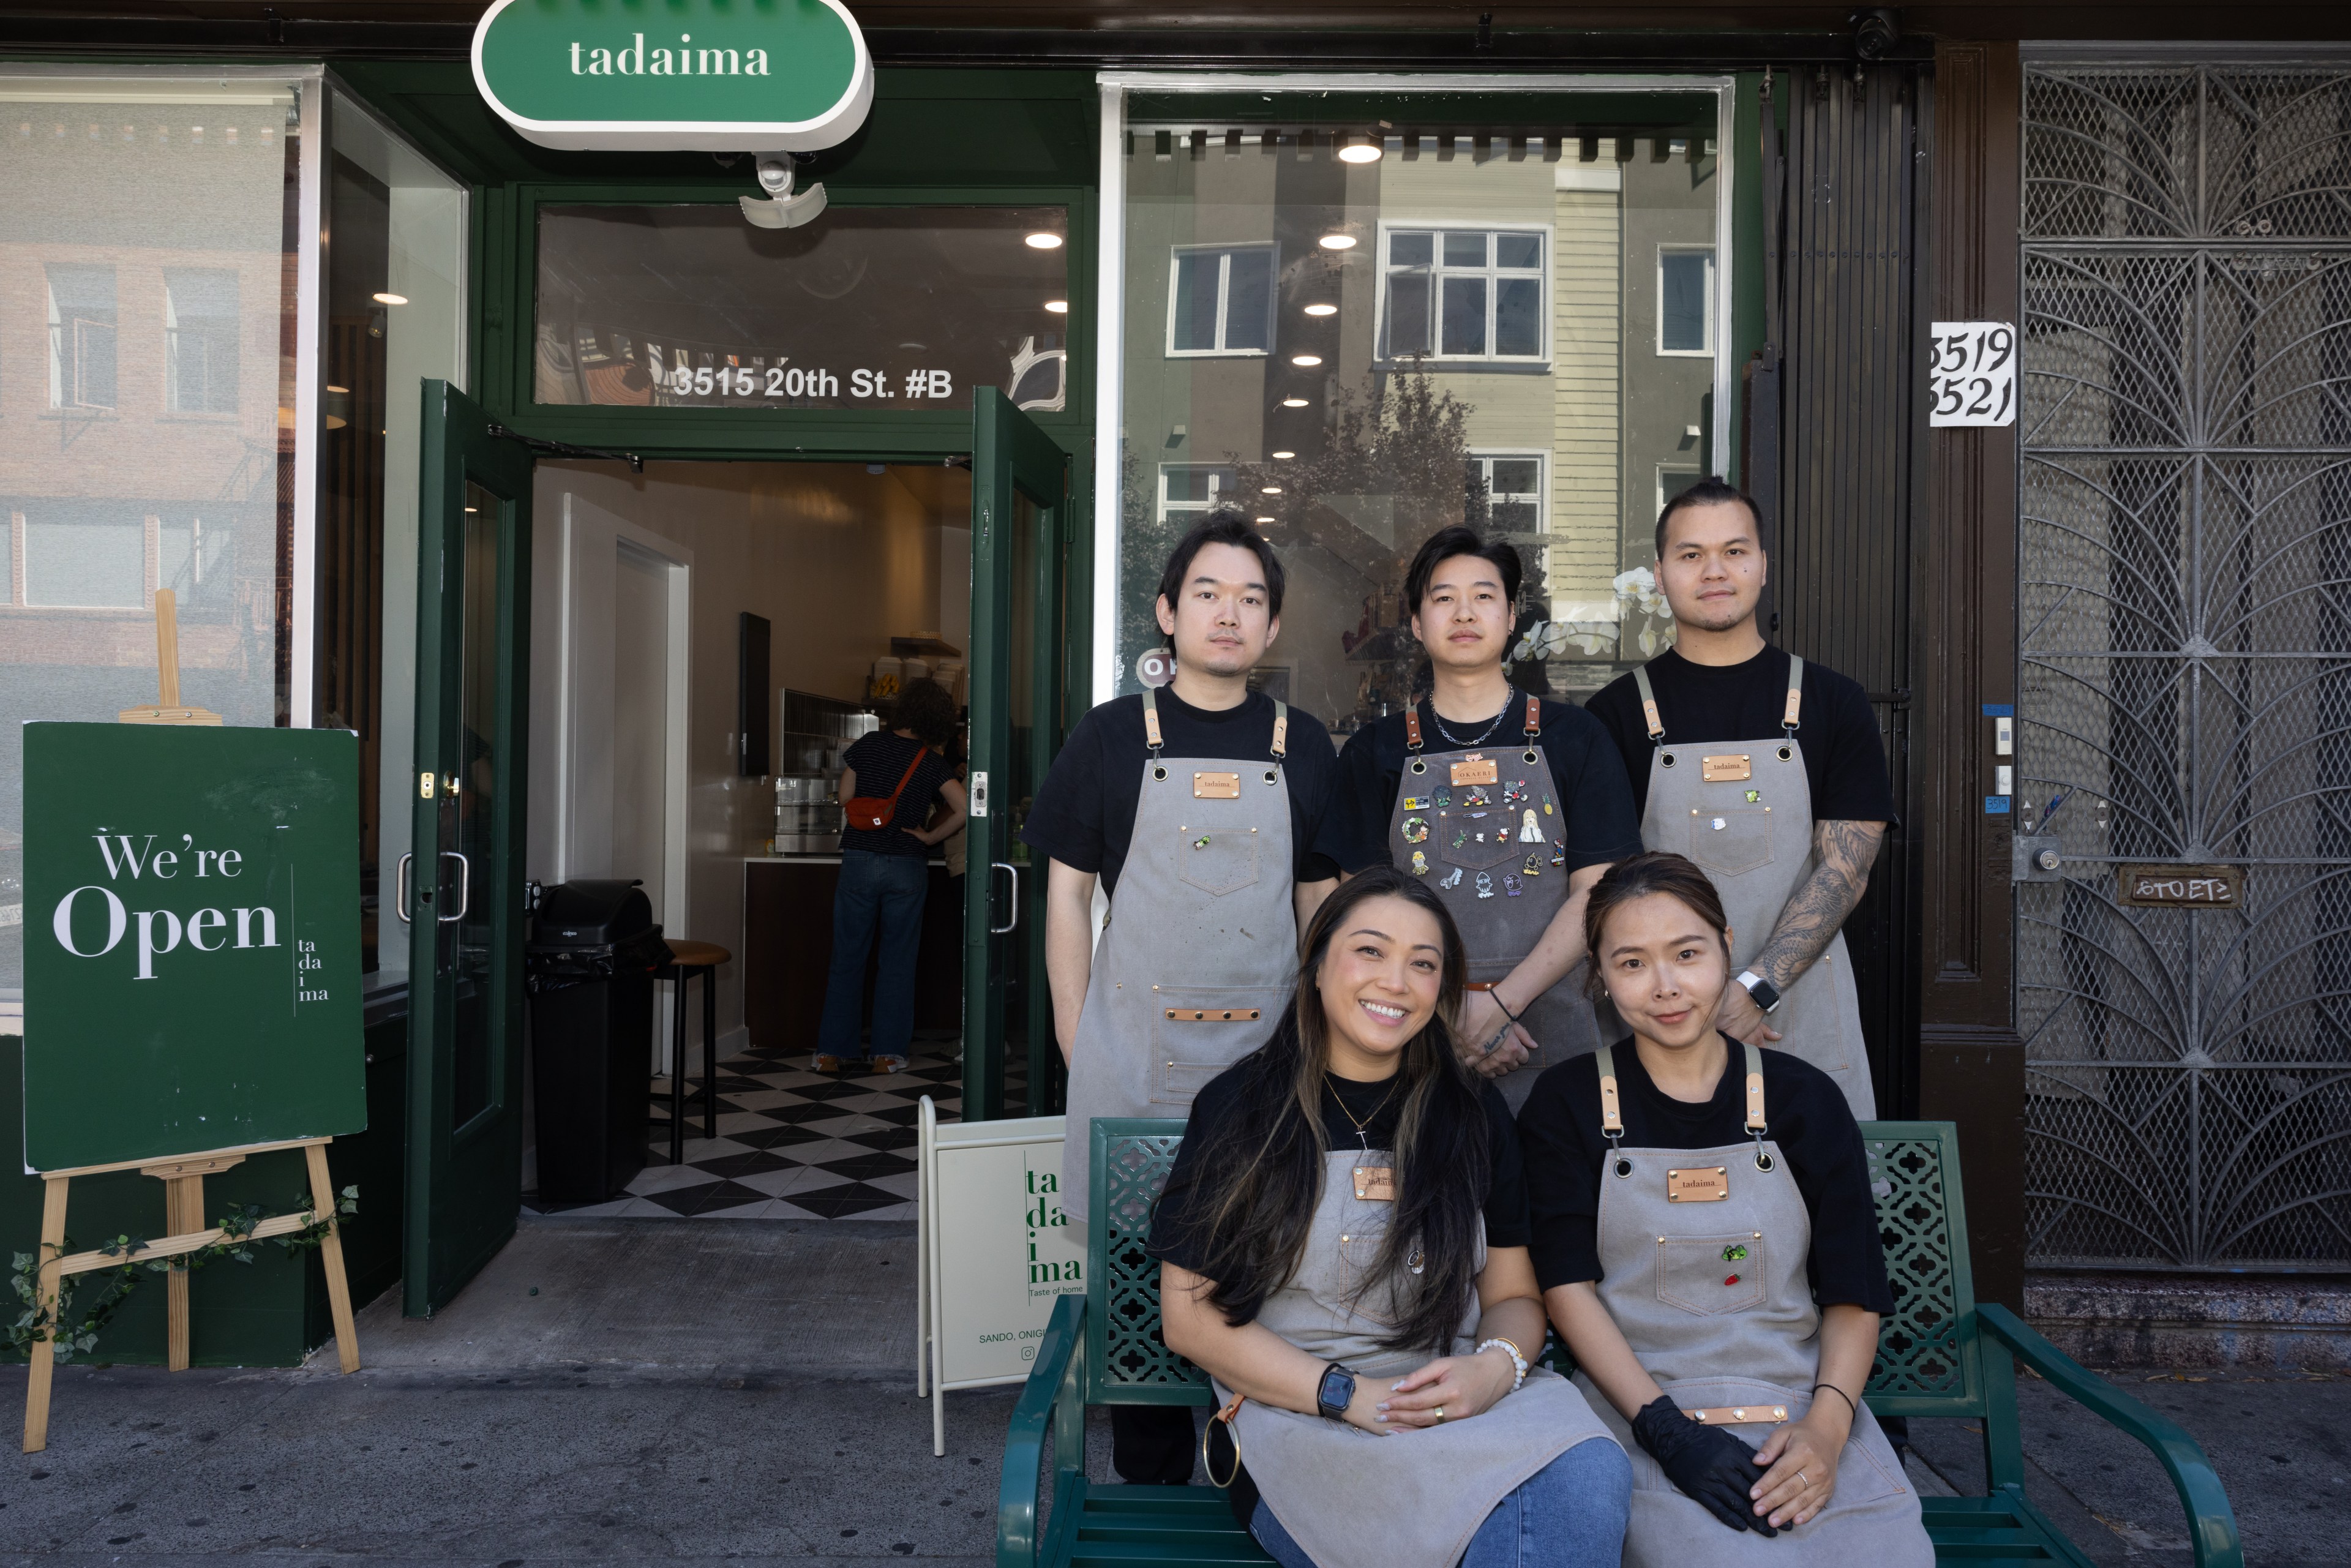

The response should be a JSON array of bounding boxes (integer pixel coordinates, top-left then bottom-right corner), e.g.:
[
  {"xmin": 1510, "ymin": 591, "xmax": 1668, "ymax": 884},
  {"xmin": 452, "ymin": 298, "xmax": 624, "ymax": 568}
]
[
  {"xmin": 1176, "ymin": 827, "xmax": 1261, "ymax": 896},
  {"xmin": 1148, "ymin": 986, "xmax": 1285, "ymax": 1105},
  {"xmin": 1438, "ymin": 811, "xmax": 1529, "ymax": 871},
  {"xmin": 1684, "ymin": 806, "xmax": 1776, "ymax": 877},
  {"xmin": 1832, "ymin": 1431, "xmax": 1908, "ymax": 1507},
  {"xmin": 1655, "ymin": 1234, "xmax": 1768, "ymax": 1316}
]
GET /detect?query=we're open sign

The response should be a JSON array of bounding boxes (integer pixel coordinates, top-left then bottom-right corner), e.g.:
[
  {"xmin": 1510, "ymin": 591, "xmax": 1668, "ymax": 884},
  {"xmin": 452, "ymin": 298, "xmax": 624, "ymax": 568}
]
[{"xmin": 21, "ymin": 724, "xmax": 364, "ymax": 1172}]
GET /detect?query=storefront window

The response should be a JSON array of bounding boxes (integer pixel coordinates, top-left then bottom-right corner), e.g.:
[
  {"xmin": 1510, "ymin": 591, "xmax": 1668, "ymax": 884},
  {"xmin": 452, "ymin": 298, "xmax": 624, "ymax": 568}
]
[
  {"xmin": 0, "ymin": 69, "xmax": 316, "ymax": 1006},
  {"xmin": 314, "ymin": 87, "xmax": 468, "ymax": 978},
  {"xmin": 1112, "ymin": 92, "xmax": 1730, "ymax": 727},
  {"xmin": 533, "ymin": 204, "xmax": 1069, "ymax": 412}
]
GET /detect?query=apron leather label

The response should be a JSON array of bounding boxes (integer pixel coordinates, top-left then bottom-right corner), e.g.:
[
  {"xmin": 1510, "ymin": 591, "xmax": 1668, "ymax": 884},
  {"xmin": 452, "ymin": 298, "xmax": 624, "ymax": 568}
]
[
  {"xmin": 1352, "ymin": 1166, "xmax": 1395, "ymax": 1201},
  {"xmin": 1666, "ymin": 1166, "xmax": 1730, "ymax": 1202},
  {"xmin": 1450, "ymin": 754, "xmax": 1499, "ymax": 786},
  {"xmin": 1701, "ymin": 754, "xmax": 1753, "ymax": 782},
  {"xmin": 1165, "ymin": 1007, "xmax": 1262, "ymax": 1022},
  {"xmin": 1193, "ymin": 771, "xmax": 1241, "ymax": 798}
]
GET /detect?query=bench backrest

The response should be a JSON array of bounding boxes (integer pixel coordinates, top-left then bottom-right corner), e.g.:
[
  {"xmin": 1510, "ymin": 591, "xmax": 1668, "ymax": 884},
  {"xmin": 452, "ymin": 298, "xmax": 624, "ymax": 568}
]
[{"xmin": 1085, "ymin": 1115, "xmax": 1987, "ymax": 1419}]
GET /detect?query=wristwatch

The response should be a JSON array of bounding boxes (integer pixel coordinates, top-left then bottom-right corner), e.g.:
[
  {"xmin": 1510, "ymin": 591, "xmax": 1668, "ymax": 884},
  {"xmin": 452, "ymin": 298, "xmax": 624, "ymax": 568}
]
[
  {"xmin": 1736, "ymin": 970, "xmax": 1783, "ymax": 1014},
  {"xmin": 1316, "ymin": 1362, "xmax": 1358, "ymax": 1422}
]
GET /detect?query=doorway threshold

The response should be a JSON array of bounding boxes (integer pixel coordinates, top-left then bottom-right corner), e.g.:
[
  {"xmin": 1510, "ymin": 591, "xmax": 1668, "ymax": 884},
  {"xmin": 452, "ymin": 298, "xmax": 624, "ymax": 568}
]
[{"xmin": 522, "ymin": 1032, "xmax": 1017, "ymax": 1221}]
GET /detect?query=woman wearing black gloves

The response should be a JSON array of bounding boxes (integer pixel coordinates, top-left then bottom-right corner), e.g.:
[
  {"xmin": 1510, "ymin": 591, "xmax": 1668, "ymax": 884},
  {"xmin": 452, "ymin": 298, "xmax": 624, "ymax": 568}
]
[
  {"xmin": 1517, "ymin": 852, "xmax": 1930, "ymax": 1563},
  {"xmin": 1151, "ymin": 866, "xmax": 1630, "ymax": 1568}
]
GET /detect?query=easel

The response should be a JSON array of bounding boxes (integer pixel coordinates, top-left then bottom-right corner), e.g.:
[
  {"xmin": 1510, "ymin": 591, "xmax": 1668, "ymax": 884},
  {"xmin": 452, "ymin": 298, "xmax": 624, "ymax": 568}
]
[{"xmin": 21, "ymin": 591, "xmax": 360, "ymax": 1452}]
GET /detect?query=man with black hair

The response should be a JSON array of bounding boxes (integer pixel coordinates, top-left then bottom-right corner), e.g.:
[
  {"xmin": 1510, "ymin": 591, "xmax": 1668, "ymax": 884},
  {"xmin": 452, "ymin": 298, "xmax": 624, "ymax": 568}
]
[
  {"xmin": 1022, "ymin": 510, "xmax": 1339, "ymax": 1485},
  {"xmin": 1584, "ymin": 478, "xmax": 1894, "ymax": 1120},
  {"xmin": 1322, "ymin": 526, "xmax": 1644, "ymax": 1110}
]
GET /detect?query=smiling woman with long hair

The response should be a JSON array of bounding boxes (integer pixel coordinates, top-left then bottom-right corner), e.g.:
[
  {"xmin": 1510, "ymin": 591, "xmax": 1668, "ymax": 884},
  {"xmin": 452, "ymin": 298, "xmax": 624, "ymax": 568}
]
[
  {"xmin": 1517, "ymin": 851, "xmax": 1930, "ymax": 1565},
  {"xmin": 1147, "ymin": 865, "xmax": 1629, "ymax": 1568}
]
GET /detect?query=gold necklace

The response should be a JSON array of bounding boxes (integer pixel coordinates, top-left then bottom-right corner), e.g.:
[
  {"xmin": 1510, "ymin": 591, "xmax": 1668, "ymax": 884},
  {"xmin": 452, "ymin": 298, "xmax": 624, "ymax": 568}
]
[{"xmin": 1326, "ymin": 1074, "xmax": 1401, "ymax": 1150}]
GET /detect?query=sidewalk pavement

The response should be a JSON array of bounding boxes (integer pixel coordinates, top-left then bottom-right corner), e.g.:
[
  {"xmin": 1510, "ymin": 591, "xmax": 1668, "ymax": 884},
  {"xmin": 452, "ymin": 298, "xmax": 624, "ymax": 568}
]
[{"xmin": 2, "ymin": 1215, "xmax": 2341, "ymax": 1566}]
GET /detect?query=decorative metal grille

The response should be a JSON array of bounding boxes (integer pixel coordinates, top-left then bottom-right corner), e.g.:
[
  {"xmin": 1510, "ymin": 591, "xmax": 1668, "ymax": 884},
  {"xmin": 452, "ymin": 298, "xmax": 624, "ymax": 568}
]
[
  {"xmin": 1864, "ymin": 1133, "xmax": 1967, "ymax": 1398},
  {"xmin": 2018, "ymin": 65, "xmax": 2351, "ymax": 1269}
]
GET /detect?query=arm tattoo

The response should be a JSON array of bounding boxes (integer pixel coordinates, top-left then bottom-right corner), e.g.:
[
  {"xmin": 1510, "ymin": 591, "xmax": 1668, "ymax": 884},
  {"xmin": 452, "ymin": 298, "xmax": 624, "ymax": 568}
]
[{"xmin": 1751, "ymin": 820, "xmax": 1886, "ymax": 991}]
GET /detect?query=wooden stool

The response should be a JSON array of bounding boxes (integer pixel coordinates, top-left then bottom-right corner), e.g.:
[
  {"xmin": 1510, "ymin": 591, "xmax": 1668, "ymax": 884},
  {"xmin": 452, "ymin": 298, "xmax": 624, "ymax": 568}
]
[{"xmin": 657, "ymin": 941, "xmax": 731, "ymax": 1165}]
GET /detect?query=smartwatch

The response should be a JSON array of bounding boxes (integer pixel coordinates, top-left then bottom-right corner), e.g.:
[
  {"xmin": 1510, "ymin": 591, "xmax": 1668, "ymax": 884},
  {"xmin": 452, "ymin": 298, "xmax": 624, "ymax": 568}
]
[
  {"xmin": 1316, "ymin": 1362, "xmax": 1357, "ymax": 1422},
  {"xmin": 1737, "ymin": 970, "xmax": 1783, "ymax": 1014}
]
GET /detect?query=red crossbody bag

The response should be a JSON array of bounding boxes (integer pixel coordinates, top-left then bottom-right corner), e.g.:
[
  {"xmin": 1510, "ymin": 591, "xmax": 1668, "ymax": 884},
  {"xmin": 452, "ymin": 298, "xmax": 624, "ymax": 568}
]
[{"xmin": 842, "ymin": 748, "xmax": 928, "ymax": 833}]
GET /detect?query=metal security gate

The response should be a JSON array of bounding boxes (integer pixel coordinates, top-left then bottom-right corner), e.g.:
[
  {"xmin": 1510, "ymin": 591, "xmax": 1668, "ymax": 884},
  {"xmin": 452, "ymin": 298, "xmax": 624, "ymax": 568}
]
[{"xmin": 2017, "ymin": 63, "xmax": 2351, "ymax": 1269}]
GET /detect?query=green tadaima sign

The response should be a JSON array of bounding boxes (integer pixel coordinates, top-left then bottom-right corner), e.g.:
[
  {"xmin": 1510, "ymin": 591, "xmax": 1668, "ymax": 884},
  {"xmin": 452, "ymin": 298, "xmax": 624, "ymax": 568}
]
[
  {"xmin": 473, "ymin": 0, "xmax": 874, "ymax": 152},
  {"xmin": 21, "ymin": 724, "xmax": 365, "ymax": 1172}
]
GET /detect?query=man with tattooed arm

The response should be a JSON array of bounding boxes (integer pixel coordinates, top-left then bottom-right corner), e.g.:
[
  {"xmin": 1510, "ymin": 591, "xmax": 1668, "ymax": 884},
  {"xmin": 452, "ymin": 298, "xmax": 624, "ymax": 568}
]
[{"xmin": 1584, "ymin": 479, "xmax": 1895, "ymax": 1122}]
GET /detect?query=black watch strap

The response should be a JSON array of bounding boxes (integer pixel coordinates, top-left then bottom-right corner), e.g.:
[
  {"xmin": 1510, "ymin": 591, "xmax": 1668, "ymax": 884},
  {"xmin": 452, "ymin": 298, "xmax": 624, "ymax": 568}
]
[{"xmin": 1316, "ymin": 1362, "xmax": 1356, "ymax": 1422}]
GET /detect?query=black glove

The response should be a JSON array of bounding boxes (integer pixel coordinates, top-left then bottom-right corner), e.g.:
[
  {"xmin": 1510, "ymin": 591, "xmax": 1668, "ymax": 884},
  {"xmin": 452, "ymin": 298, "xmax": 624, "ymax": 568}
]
[{"xmin": 1630, "ymin": 1395, "xmax": 1777, "ymax": 1537}]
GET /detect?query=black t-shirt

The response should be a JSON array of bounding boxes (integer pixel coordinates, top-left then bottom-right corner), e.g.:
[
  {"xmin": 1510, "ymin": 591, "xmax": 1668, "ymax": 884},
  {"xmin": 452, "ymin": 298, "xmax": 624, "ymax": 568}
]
[
  {"xmin": 1149, "ymin": 1048, "xmax": 1531, "ymax": 1278},
  {"xmin": 1515, "ymin": 1038, "xmax": 1892, "ymax": 1312},
  {"xmin": 1319, "ymin": 696, "xmax": 1645, "ymax": 875},
  {"xmin": 1021, "ymin": 689, "xmax": 1340, "ymax": 897},
  {"xmin": 1585, "ymin": 646, "xmax": 1899, "ymax": 825},
  {"xmin": 837, "ymin": 731, "xmax": 951, "ymax": 857}
]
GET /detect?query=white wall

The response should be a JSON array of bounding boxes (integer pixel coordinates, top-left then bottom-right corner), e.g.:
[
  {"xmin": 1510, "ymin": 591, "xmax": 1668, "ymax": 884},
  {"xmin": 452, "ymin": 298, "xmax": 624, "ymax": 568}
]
[{"xmin": 528, "ymin": 459, "xmax": 970, "ymax": 1063}]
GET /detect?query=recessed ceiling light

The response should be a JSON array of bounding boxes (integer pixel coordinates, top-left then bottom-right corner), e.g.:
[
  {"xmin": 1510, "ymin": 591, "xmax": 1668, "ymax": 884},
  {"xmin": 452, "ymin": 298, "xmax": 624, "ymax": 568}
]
[
  {"xmin": 1291, "ymin": 354, "xmax": 1322, "ymax": 367},
  {"xmin": 1254, "ymin": 515, "xmax": 1275, "ymax": 523},
  {"xmin": 1303, "ymin": 303, "xmax": 1337, "ymax": 317},
  {"xmin": 1317, "ymin": 234, "xmax": 1356, "ymax": 250},
  {"xmin": 1338, "ymin": 141, "xmax": 1382, "ymax": 164},
  {"xmin": 1272, "ymin": 451, "xmax": 1295, "ymax": 459},
  {"xmin": 1044, "ymin": 299, "xmax": 1068, "ymax": 313},
  {"xmin": 372, "ymin": 291, "xmax": 408, "ymax": 306},
  {"xmin": 1281, "ymin": 397, "xmax": 1310, "ymax": 408},
  {"xmin": 1024, "ymin": 232, "xmax": 1063, "ymax": 249},
  {"xmin": 1261, "ymin": 485, "xmax": 1283, "ymax": 494}
]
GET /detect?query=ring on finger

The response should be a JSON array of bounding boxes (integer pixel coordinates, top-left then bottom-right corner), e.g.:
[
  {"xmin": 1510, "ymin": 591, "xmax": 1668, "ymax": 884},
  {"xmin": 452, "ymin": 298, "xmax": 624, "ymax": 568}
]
[
  {"xmin": 1434, "ymin": 1407, "xmax": 1445, "ymax": 1424},
  {"xmin": 1796, "ymin": 1470, "xmax": 1807, "ymax": 1487}
]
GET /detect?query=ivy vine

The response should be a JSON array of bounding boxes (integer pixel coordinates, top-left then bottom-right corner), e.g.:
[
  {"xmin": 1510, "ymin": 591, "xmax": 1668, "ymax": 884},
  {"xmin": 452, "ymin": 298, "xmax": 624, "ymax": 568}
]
[{"xmin": 9, "ymin": 1186, "xmax": 356, "ymax": 1363}]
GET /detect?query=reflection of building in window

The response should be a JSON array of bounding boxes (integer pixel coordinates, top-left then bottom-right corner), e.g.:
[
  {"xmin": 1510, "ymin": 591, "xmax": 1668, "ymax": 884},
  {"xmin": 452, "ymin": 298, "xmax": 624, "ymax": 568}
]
[
  {"xmin": 46, "ymin": 264, "xmax": 118, "ymax": 411},
  {"xmin": 23, "ymin": 501, "xmax": 144, "ymax": 609},
  {"xmin": 1657, "ymin": 247, "xmax": 1715, "ymax": 355},
  {"xmin": 1655, "ymin": 465, "xmax": 1703, "ymax": 513},
  {"xmin": 1381, "ymin": 228, "xmax": 1548, "ymax": 362},
  {"xmin": 165, "ymin": 269, "xmax": 241, "ymax": 413},
  {"xmin": 1167, "ymin": 244, "xmax": 1276, "ymax": 356},
  {"xmin": 1469, "ymin": 454, "xmax": 1545, "ymax": 535},
  {"xmin": 160, "ymin": 514, "xmax": 233, "ymax": 606},
  {"xmin": 1158, "ymin": 464, "xmax": 1238, "ymax": 522}
]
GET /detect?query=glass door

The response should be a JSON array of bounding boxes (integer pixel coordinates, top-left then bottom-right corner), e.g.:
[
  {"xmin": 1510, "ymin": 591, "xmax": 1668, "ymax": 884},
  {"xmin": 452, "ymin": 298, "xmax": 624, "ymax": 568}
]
[
  {"xmin": 403, "ymin": 380, "xmax": 533, "ymax": 1315},
  {"xmin": 964, "ymin": 389, "xmax": 1070, "ymax": 1120}
]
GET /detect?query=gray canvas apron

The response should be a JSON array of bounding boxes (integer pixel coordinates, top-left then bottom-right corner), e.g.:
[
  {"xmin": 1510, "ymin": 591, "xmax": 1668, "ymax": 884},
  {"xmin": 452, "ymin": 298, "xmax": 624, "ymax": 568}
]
[
  {"xmin": 1574, "ymin": 1042, "xmax": 1929, "ymax": 1566},
  {"xmin": 1388, "ymin": 694, "xmax": 1602, "ymax": 1113},
  {"xmin": 1221, "ymin": 1149, "xmax": 1617, "ymax": 1568},
  {"xmin": 1060, "ymin": 688, "xmax": 1298, "ymax": 1221},
  {"xmin": 1632, "ymin": 656, "xmax": 1877, "ymax": 1120}
]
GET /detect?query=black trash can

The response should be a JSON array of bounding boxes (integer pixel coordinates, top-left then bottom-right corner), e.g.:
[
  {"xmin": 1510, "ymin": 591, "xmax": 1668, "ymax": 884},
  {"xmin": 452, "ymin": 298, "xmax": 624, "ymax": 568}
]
[{"xmin": 526, "ymin": 880, "xmax": 669, "ymax": 1203}]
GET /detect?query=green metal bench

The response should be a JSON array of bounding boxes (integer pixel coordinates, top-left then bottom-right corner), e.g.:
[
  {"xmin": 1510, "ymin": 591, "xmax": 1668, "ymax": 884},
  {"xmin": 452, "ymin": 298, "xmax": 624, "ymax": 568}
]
[{"xmin": 998, "ymin": 1117, "xmax": 2243, "ymax": 1568}]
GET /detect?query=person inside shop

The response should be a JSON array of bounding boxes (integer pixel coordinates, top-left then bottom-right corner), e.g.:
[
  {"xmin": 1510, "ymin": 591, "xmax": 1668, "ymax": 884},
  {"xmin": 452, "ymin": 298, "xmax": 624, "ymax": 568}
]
[
  {"xmin": 1022, "ymin": 509, "xmax": 1340, "ymax": 1485},
  {"xmin": 812, "ymin": 676, "xmax": 967, "ymax": 1076},
  {"xmin": 1322, "ymin": 525, "xmax": 1644, "ymax": 1111},
  {"xmin": 1517, "ymin": 851, "xmax": 1929, "ymax": 1564},
  {"xmin": 1584, "ymin": 480, "xmax": 1895, "ymax": 1122},
  {"xmin": 1150, "ymin": 865, "xmax": 1630, "ymax": 1568}
]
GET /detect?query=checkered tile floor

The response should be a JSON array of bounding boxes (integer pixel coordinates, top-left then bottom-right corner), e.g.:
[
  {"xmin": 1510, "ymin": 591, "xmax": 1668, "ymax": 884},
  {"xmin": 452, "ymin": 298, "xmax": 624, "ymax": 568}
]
[{"xmin": 523, "ymin": 1030, "xmax": 1030, "ymax": 1221}]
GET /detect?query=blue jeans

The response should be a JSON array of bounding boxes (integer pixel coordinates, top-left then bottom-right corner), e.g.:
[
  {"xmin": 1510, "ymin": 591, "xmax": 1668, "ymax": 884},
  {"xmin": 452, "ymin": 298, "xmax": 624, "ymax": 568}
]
[
  {"xmin": 816, "ymin": 850, "xmax": 929, "ymax": 1062},
  {"xmin": 1250, "ymin": 1438, "xmax": 1631, "ymax": 1568}
]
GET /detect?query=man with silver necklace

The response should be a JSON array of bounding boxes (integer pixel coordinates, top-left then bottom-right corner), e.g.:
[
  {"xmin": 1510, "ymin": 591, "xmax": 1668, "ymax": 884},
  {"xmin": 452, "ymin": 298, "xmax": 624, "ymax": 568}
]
[{"xmin": 1322, "ymin": 525, "xmax": 1644, "ymax": 1110}]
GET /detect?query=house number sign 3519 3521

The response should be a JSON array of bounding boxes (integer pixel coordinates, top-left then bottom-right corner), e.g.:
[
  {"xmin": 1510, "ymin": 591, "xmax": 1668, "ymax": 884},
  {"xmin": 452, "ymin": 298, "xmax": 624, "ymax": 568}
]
[{"xmin": 1929, "ymin": 321, "xmax": 2017, "ymax": 428}]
